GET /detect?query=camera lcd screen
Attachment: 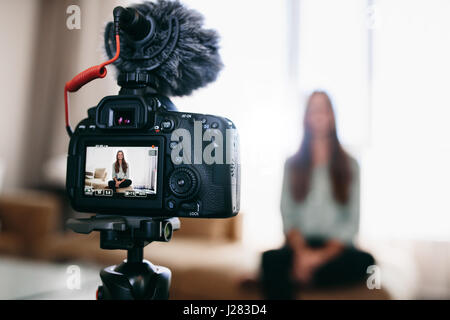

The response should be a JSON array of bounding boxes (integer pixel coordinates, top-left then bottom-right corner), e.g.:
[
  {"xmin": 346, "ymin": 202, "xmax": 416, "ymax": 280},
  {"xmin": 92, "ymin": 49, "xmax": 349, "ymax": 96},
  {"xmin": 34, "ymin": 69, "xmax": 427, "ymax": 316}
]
[{"xmin": 84, "ymin": 145, "xmax": 158, "ymax": 199}]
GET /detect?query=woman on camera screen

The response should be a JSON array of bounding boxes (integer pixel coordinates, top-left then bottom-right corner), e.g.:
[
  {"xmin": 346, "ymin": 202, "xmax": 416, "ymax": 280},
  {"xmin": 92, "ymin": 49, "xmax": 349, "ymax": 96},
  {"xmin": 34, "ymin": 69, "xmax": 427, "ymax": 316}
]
[
  {"xmin": 108, "ymin": 150, "xmax": 132, "ymax": 191},
  {"xmin": 261, "ymin": 91, "xmax": 374, "ymax": 299}
]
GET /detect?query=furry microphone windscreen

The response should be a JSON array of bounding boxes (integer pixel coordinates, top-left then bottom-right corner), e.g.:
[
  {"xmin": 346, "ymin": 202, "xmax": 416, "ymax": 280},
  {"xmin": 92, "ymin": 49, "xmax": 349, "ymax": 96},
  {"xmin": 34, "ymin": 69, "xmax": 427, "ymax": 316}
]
[{"xmin": 104, "ymin": 0, "xmax": 223, "ymax": 97}]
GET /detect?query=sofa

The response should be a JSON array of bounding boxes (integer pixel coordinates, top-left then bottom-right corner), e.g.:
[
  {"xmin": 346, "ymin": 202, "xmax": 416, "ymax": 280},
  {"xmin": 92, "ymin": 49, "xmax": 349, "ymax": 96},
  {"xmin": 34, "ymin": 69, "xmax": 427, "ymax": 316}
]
[
  {"xmin": 85, "ymin": 168, "xmax": 108, "ymax": 189},
  {"xmin": 0, "ymin": 190, "xmax": 390, "ymax": 300},
  {"xmin": 0, "ymin": 191, "xmax": 61, "ymax": 257},
  {"xmin": 85, "ymin": 168, "xmax": 134, "ymax": 193}
]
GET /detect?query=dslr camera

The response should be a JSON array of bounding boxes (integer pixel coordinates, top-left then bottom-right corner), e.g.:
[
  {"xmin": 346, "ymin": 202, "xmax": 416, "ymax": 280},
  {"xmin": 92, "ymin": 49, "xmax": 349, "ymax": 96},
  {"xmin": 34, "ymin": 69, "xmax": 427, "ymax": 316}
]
[{"xmin": 65, "ymin": 2, "xmax": 240, "ymax": 219}]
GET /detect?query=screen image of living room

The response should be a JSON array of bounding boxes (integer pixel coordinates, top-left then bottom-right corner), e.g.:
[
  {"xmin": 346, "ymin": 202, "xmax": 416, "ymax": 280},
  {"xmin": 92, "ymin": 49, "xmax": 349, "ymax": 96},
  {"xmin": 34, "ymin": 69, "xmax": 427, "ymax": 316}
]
[{"xmin": 85, "ymin": 146, "xmax": 158, "ymax": 192}]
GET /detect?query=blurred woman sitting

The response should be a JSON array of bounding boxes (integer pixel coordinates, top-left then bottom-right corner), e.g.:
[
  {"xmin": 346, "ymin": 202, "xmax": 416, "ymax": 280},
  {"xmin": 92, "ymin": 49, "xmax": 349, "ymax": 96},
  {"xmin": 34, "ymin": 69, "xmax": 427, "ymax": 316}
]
[{"xmin": 261, "ymin": 91, "xmax": 374, "ymax": 299}]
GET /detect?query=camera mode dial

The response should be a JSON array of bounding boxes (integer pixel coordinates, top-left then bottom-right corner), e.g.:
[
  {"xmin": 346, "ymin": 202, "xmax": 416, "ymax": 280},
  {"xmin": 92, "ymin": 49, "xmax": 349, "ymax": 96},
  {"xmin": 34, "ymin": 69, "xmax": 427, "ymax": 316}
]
[{"xmin": 168, "ymin": 167, "xmax": 199, "ymax": 199}]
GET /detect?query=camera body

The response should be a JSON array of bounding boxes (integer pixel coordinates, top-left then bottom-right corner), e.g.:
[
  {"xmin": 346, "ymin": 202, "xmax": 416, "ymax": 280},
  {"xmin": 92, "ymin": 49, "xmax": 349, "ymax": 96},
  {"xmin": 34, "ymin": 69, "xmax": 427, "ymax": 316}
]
[{"xmin": 66, "ymin": 91, "xmax": 240, "ymax": 218}]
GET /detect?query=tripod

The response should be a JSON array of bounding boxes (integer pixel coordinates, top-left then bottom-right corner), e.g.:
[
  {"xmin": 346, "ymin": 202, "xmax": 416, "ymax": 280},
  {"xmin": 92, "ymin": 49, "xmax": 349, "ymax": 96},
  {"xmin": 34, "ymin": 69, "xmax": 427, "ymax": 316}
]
[{"xmin": 66, "ymin": 215, "xmax": 180, "ymax": 300}]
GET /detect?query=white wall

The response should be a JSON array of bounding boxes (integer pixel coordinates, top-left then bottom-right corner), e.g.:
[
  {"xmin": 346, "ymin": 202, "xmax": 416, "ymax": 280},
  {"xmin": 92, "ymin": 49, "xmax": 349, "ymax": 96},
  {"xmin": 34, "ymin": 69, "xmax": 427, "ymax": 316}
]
[
  {"xmin": 0, "ymin": 0, "xmax": 38, "ymax": 190},
  {"xmin": 170, "ymin": 0, "xmax": 291, "ymax": 249},
  {"xmin": 362, "ymin": 0, "xmax": 450, "ymax": 240}
]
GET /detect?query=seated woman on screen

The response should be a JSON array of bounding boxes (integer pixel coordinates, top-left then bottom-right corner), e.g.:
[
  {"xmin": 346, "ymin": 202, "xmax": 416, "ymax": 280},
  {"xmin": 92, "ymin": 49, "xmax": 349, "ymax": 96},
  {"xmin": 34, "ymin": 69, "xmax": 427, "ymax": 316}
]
[
  {"xmin": 261, "ymin": 91, "xmax": 374, "ymax": 299},
  {"xmin": 108, "ymin": 150, "xmax": 132, "ymax": 191}
]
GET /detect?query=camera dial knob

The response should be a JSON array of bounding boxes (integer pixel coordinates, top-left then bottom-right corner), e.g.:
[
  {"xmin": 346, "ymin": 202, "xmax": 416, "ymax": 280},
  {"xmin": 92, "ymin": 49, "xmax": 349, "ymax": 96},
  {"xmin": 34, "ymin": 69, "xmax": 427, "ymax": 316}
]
[{"xmin": 168, "ymin": 167, "xmax": 199, "ymax": 199}]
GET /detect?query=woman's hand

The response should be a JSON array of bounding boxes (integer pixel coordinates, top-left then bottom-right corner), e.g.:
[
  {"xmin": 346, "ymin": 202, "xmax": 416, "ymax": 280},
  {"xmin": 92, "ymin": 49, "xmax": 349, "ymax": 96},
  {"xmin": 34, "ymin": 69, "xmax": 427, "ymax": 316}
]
[
  {"xmin": 286, "ymin": 229, "xmax": 316, "ymax": 283},
  {"xmin": 292, "ymin": 248, "xmax": 324, "ymax": 284},
  {"xmin": 286, "ymin": 229, "xmax": 306, "ymax": 252},
  {"xmin": 291, "ymin": 240, "xmax": 346, "ymax": 284},
  {"xmin": 316, "ymin": 240, "xmax": 345, "ymax": 264}
]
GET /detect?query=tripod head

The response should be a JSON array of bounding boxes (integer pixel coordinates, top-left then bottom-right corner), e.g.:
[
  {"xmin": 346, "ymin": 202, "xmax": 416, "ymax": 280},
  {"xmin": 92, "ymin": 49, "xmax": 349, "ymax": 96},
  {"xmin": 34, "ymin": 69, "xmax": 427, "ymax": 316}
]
[
  {"xmin": 67, "ymin": 215, "xmax": 180, "ymax": 251},
  {"xmin": 66, "ymin": 215, "xmax": 180, "ymax": 299}
]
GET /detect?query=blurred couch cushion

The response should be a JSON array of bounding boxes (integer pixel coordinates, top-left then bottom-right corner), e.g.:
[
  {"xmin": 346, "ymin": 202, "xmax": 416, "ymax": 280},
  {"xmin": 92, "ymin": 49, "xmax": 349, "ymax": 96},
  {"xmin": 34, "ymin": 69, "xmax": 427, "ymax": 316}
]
[
  {"xmin": 0, "ymin": 191, "xmax": 60, "ymax": 240},
  {"xmin": 0, "ymin": 233, "xmax": 23, "ymax": 255},
  {"xmin": 176, "ymin": 215, "xmax": 242, "ymax": 242},
  {"xmin": 0, "ymin": 190, "xmax": 61, "ymax": 257}
]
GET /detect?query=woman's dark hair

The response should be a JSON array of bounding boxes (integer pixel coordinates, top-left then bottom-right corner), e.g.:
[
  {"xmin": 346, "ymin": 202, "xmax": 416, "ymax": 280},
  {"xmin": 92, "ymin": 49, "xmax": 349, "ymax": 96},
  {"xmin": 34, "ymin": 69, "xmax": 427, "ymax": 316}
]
[
  {"xmin": 115, "ymin": 150, "xmax": 128, "ymax": 174},
  {"xmin": 289, "ymin": 91, "xmax": 352, "ymax": 204}
]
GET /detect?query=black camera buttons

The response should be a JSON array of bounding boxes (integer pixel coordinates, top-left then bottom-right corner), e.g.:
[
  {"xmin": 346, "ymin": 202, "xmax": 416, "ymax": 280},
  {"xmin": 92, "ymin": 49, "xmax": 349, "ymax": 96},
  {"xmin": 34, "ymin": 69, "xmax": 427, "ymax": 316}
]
[
  {"xmin": 181, "ymin": 202, "xmax": 199, "ymax": 212},
  {"xmin": 168, "ymin": 167, "xmax": 199, "ymax": 199},
  {"xmin": 199, "ymin": 117, "xmax": 209, "ymax": 129},
  {"xmin": 166, "ymin": 200, "xmax": 176, "ymax": 210},
  {"xmin": 169, "ymin": 141, "xmax": 178, "ymax": 149},
  {"xmin": 160, "ymin": 119, "xmax": 174, "ymax": 132}
]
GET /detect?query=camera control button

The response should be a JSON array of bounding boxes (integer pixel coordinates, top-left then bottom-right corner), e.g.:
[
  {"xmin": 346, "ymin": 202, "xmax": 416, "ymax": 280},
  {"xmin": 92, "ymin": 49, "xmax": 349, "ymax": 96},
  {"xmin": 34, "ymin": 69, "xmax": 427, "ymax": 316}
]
[
  {"xmin": 167, "ymin": 200, "xmax": 176, "ymax": 210},
  {"xmin": 211, "ymin": 122, "xmax": 219, "ymax": 129},
  {"xmin": 168, "ymin": 167, "xmax": 199, "ymax": 199},
  {"xmin": 181, "ymin": 202, "xmax": 199, "ymax": 211},
  {"xmin": 161, "ymin": 119, "xmax": 174, "ymax": 131}
]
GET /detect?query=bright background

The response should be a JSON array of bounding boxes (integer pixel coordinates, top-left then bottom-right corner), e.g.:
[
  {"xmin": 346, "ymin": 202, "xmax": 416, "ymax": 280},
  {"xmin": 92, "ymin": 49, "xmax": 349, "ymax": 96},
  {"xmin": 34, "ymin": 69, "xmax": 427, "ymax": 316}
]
[{"xmin": 170, "ymin": 0, "xmax": 450, "ymax": 247}]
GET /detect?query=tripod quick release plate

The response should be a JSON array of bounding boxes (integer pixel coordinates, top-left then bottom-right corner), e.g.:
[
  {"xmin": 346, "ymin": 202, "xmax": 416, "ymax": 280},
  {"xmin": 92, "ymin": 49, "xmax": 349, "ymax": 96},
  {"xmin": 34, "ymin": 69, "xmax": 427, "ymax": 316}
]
[{"xmin": 66, "ymin": 215, "xmax": 180, "ymax": 250}]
